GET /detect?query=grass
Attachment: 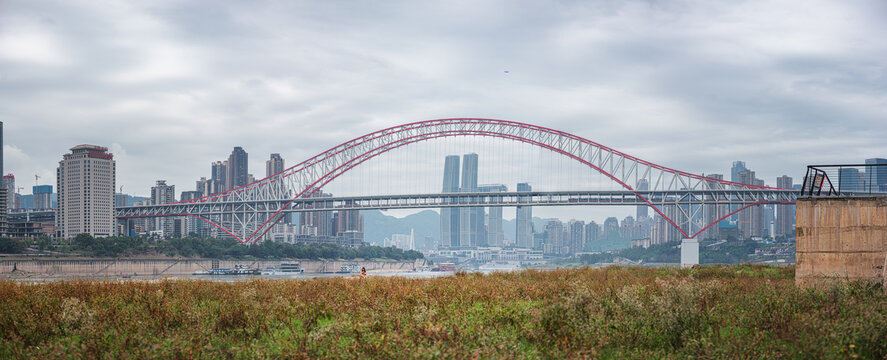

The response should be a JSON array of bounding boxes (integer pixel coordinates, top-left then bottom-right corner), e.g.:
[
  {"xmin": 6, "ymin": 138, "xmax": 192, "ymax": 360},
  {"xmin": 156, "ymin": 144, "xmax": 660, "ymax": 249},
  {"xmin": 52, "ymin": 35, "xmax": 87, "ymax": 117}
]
[{"xmin": 1, "ymin": 265, "xmax": 885, "ymax": 359}]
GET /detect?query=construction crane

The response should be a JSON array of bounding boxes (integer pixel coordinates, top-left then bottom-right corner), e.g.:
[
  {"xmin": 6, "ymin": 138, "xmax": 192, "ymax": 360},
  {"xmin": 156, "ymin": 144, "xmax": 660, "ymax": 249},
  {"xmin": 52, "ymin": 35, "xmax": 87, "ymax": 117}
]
[{"xmin": 35, "ymin": 174, "xmax": 40, "ymax": 188}]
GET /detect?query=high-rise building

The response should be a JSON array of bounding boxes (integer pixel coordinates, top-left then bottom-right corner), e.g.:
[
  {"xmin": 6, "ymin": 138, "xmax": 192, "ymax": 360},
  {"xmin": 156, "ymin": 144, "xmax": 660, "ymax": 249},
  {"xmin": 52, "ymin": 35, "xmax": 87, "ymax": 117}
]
[
  {"xmin": 568, "ymin": 220, "xmax": 585, "ymax": 254},
  {"xmin": 440, "ymin": 155, "xmax": 460, "ymax": 247},
  {"xmin": 516, "ymin": 182, "xmax": 533, "ymax": 248},
  {"xmin": 603, "ymin": 217, "xmax": 619, "ymax": 237},
  {"xmin": 776, "ymin": 175, "xmax": 794, "ymax": 238},
  {"xmin": 584, "ymin": 221, "xmax": 600, "ymax": 245},
  {"xmin": 226, "ymin": 147, "xmax": 248, "ymax": 191},
  {"xmin": 195, "ymin": 177, "xmax": 210, "ymax": 197},
  {"xmin": 737, "ymin": 169, "xmax": 765, "ymax": 238},
  {"xmin": 56, "ymin": 145, "xmax": 116, "ymax": 238},
  {"xmin": 701, "ymin": 174, "xmax": 726, "ymax": 240},
  {"xmin": 33, "ymin": 185, "xmax": 52, "ymax": 210},
  {"xmin": 865, "ymin": 158, "xmax": 887, "ymax": 192},
  {"xmin": 636, "ymin": 179, "xmax": 649, "ymax": 219},
  {"xmin": 459, "ymin": 153, "xmax": 484, "ymax": 247},
  {"xmin": 300, "ymin": 191, "xmax": 333, "ymax": 236},
  {"xmin": 478, "ymin": 184, "xmax": 507, "ymax": 246},
  {"xmin": 211, "ymin": 161, "xmax": 227, "ymax": 194},
  {"xmin": 114, "ymin": 193, "xmax": 129, "ymax": 209},
  {"xmin": 0, "ymin": 121, "xmax": 4, "ymax": 236},
  {"xmin": 838, "ymin": 168, "xmax": 861, "ymax": 192},
  {"xmin": 651, "ymin": 206, "xmax": 682, "ymax": 245},
  {"xmin": 730, "ymin": 161, "xmax": 747, "ymax": 184},
  {"xmin": 180, "ymin": 190, "xmax": 203, "ymax": 237},
  {"xmin": 334, "ymin": 209, "xmax": 363, "ymax": 235},
  {"xmin": 2, "ymin": 174, "xmax": 16, "ymax": 211},
  {"xmin": 151, "ymin": 180, "xmax": 176, "ymax": 237},
  {"xmin": 266, "ymin": 153, "xmax": 285, "ymax": 178},
  {"xmin": 729, "ymin": 161, "xmax": 748, "ymax": 222},
  {"xmin": 543, "ymin": 220, "xmax": 566, "ymax": 255}
]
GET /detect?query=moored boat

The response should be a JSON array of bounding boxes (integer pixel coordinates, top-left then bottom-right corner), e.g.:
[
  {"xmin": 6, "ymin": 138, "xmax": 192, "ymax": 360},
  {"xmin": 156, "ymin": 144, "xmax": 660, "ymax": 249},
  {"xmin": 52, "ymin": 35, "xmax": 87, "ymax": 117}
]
[{"xmin": 262, "ymin": 262, "xmax": 305, "ymax": 275}]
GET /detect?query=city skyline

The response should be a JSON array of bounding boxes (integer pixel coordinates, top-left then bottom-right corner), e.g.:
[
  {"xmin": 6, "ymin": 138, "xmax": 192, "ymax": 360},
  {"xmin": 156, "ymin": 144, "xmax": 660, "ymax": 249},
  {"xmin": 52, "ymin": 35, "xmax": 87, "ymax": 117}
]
[{"xmin": 1, "ymin": 1, "xmax": 885, "ymax": 201}]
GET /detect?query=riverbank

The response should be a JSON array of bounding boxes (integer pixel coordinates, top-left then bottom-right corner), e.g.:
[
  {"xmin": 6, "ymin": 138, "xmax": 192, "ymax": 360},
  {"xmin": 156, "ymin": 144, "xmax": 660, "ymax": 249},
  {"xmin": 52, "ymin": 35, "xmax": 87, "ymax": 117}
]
[
  {"xmin": 2, "ymin": 265, "xmax": 885, "ymax": 359},
  {"xmin": 0, "ymin": 257, "xmax": 427, "ymax": 279}
]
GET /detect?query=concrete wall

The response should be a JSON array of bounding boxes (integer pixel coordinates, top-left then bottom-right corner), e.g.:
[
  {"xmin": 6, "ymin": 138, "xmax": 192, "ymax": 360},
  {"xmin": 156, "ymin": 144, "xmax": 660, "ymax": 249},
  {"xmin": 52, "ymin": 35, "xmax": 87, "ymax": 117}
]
[
  {"xmin": 796, "ymin": 197, "xmax": 887, "ymax": 286},
  {"xmin": 0, "ymin": 258, "xmax": 427, "ymax": 278}
]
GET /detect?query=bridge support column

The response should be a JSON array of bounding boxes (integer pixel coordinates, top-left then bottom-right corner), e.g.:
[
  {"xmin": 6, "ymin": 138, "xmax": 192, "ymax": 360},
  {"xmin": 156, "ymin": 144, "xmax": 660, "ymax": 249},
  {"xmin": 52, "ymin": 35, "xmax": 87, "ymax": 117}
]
[{"xmin": 681, "ymin": 238, "xmax": 699, "ymax": 268}]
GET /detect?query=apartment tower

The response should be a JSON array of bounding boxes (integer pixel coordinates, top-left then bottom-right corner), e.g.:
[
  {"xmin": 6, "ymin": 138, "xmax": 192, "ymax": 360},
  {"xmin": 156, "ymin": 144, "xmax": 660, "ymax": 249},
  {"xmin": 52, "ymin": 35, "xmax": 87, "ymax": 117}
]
[{"xmin": 56, "ymin": 145, "xmax": 116, "ymax": 238}]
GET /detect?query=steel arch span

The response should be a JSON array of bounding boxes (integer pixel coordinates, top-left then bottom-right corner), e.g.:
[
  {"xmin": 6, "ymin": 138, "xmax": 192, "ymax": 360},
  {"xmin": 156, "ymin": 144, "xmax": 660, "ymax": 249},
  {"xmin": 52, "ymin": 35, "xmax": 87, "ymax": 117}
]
[{"xmin": 121, "ymin": 118, "xmax": 793, "ymax": 243}]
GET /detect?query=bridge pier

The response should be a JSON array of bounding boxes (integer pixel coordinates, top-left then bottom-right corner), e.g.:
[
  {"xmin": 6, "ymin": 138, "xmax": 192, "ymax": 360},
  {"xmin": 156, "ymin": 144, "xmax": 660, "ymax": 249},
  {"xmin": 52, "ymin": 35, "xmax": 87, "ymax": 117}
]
[
  {"xmin": 681, "ymin": 238, "xmax": 699, "ymax": 268},
  {"xmin": 796, "ymin": 197, "xmax": 887, "ymax": 286}
]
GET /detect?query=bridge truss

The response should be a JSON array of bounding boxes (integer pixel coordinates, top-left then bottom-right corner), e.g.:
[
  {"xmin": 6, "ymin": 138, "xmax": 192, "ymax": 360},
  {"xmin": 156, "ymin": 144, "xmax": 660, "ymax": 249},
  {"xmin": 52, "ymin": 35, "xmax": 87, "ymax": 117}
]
[{"xmin": 116, "ymin": 118, "xmax": 797, "ymax": 242}]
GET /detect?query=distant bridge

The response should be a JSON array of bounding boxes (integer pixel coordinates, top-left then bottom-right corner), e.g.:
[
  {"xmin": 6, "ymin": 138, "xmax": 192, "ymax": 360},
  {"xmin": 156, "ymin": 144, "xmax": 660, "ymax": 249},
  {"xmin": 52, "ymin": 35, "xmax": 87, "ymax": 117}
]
[{"xmin": 116, "ymin": 118, "xmax": 797, "ymax": 242}]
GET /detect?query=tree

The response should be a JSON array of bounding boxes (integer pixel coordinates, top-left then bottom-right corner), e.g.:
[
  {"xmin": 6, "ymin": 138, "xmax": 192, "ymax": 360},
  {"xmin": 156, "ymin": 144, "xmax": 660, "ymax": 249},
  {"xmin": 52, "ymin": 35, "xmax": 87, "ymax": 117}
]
[
  {"xmin": 73, "ymin": 233, "xmax": 96, "ymax": 250},
  {"xmin": 0, "ymin": 237, "xmax": 26, "ymax": 254}
]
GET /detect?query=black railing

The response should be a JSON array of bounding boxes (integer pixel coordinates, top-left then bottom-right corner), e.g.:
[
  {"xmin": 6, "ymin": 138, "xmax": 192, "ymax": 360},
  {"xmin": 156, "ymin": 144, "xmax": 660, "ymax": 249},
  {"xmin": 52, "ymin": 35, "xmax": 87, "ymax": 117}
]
[{"xmin": 801, "ymin": 163, "xmax": 887, "ymax": 197}]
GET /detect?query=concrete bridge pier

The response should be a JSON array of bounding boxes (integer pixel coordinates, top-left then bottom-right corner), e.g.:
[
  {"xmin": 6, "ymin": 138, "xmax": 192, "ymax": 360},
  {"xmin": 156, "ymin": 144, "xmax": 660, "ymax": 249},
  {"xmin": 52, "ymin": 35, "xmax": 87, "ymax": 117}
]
[
  {"xmin": 795, "ymin": 197, "xmax": 887, "ymax": 286},
  {"xmin": 681, "ymin": 238, "xmax": 699, "ymax": 268}
]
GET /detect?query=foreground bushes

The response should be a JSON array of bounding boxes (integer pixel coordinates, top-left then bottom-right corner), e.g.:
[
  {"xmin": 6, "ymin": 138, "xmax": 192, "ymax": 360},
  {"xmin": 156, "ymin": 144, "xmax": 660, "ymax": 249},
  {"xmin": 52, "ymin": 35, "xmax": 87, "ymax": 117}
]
[{"xmin": 1, "ymin": 265, "xmax": 885, "ymax": 359}]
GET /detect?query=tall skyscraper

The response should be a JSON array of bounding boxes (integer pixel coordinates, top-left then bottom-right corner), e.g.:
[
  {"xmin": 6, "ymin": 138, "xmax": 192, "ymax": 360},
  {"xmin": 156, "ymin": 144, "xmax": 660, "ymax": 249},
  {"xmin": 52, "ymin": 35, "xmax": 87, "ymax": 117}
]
[
  {"xmin": 440, "ymin": 155, "xmax": 460, "ymax": 247},
  {"xmin": 584, "ymin": 221, "xmax": 600, "ymax": 244},
  {"xmin": 0, "ymin": 121, "xmax": 5, "ymax": 236},
  {"xmin": 180, "ymin": 190, "xmax": 203, "ymax": 236},
  {"xmin": 56, "ymin": 145, "xmax": 116, "ymax": 238},
  {"xmin": 459, "ymin": 153, "xmax": 484, "ymax": 246},
  {"xmin": 730, "ymin": 161, "xmax": 747, "ymax": 184},
  {"xmin": 636, "ymin": 179, "xmax": 649, "ymax": 219},
  {"xmin": 211, "ymin": 161, "xmax": 227, "ymax": 194},
  {"xmin": 603, "ymin": 217, "xmax": 619, "ymax": 238},
  {"xmin": 543, "ymin": 220, "xmax": 566, "ymax": 255},
  {"xmin": 195, "ymin": 177, "xmax": 210, "ymax": 197},
  {"xmin": 3, "ymin": 174, "xmax": 14, "ymax": 210},
  {"xmin": 226, "ymin": 147, "xmax": 248, "ymax": 191},
  {"xmin": 701, "ymin": 174, "xmax": 726, "ymax": 240},
  {"xmin": 737, "ymin": 169, "xmax": 765, "ymax": 238},
  {"xmin": 115, "ymin": 193, "xmax": 129, "ymax": 209},
  {"xmin": 728, "ymin": 160, "xmax": 748, "ymax": 223},
  {"xmin": 151, "ymin": 180, "xmax": 176, "ymax": 237},
  {"xmin": 568, "ymin": 220, "xmax": 585, "ymax": 254},
  {"xmin": 516, "ymin": 182, "xmax": 533, "ymax": 248},
  {"xmin": 776, "ymin": 175, "xmax": 794, "ymax": 237},
  {"xmin": 838, "ymin": 168, "xmax": 861, "ymax": 192},
  {"xmin": 478, "ymin": 184, "xmax": 507, "ymax": 246},
  {"xmin": 266, "ymin": 153, "xmax": 285, "ymax": 178},
  {"xmin": 652, "ymin": 206, "xmax": 682, "ymax": 245},
  {"xmin": 33, "ymin": 185, "xmax": 52, "ymax": 210},
  {"xmin": 865, "ymin": 158, "xmax": 887, "ymax": 192},
  {"xmin": 300, "ymin": 191, "xmax": 333, "ymax": 236},
  {"xmin": 334, "ymin": 209, "xmax": 363, "ymax": 235}
]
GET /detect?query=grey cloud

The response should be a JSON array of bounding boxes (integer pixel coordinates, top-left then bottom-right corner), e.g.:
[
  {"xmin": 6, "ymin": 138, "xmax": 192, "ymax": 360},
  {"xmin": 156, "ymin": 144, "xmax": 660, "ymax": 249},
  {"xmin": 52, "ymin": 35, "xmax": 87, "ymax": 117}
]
[{"xmin": 0, "ymin": 0, "xmax": 885, "ymax": 214}]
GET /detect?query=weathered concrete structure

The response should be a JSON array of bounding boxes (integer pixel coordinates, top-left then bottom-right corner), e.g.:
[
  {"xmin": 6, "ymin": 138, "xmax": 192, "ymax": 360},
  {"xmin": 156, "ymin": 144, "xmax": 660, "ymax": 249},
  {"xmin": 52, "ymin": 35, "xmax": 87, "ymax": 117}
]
[
  {"xmin": 0, "ymin": 258, "xmax": 427, "ymax": 279},
  {"xmin": 795, "ymin": 197, "xmax": 887, "ymax": 286}
]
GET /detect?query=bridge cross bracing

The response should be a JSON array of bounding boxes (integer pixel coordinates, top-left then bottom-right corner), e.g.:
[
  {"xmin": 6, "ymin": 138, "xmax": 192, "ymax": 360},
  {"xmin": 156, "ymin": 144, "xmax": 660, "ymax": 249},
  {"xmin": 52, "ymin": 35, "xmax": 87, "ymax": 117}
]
[{"xmin": 116, "ymin": 118, "xmax": 797, "ymax": 243}]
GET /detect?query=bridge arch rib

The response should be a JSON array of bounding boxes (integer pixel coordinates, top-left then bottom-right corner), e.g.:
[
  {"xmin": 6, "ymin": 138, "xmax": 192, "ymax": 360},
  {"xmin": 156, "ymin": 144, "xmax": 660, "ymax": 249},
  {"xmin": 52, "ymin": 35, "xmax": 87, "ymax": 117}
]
[{"xmin": 166, "ymin": 118, "xmax": 788, "ymax": 243}]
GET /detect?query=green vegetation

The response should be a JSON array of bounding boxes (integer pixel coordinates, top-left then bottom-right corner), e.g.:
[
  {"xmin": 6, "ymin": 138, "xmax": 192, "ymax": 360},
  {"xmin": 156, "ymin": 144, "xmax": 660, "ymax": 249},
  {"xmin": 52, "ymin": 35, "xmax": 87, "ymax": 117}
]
[
  {"xmin": 2, "ymin": 266, "xmax": 885, "ymax": 358},
  {"xmin": 5, "ymin": 234, "xmax": 423, "ymax": 261},
  {"xmin": 0, "ymin": 237, "xmax": 28, "ymax": 254}
]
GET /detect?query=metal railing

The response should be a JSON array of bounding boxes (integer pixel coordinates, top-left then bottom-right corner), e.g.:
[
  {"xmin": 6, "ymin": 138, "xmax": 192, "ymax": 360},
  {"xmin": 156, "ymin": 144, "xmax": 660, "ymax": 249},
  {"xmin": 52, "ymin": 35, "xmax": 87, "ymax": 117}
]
[{"xmin": 801, "ymin": 163, "xmax": 887, "ymax": 197}]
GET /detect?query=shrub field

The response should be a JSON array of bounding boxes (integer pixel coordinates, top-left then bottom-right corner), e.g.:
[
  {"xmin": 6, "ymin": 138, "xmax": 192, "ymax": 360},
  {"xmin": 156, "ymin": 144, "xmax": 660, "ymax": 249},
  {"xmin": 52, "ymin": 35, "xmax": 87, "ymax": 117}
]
[{"xmin": 1, "ymin": 265, "xmax": 886, "ymax": 359}]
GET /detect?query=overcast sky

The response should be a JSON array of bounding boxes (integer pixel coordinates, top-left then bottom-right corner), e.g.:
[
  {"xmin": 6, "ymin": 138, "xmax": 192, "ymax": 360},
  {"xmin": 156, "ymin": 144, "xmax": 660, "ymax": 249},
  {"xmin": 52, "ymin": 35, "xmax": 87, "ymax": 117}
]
[{"xmin": 2, "ymin": 0, "xmax": 885, "ymax": 209}]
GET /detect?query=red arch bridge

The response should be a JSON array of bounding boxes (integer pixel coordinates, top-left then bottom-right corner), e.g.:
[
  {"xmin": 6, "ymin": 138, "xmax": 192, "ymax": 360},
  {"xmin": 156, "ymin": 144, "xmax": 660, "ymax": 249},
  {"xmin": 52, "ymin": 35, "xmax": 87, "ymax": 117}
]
[{"xmin": 116, "ymin": 118, "xmax": 797, "ymax": 243}]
